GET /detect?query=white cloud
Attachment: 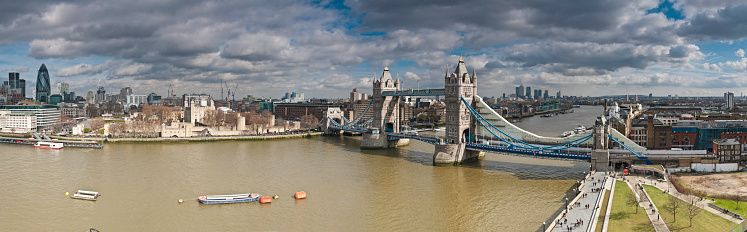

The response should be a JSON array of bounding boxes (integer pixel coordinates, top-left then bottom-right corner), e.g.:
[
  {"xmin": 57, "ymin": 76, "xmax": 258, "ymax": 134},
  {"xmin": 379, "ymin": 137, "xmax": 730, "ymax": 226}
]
[
  {"xmin": 57, "ymin": 63, "xmax": 108, "ymax": 77},
  {"xmin": 736, "ymin": 48, "xmax": 745, "ymax": 57},
  {"xmin": 721, "ymin": 58, "xmax": 747, "ymax": 72}
]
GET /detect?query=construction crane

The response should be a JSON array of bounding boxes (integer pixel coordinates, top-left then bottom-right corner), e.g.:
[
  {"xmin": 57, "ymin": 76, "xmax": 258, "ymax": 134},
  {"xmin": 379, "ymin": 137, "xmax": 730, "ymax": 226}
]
[{"xmin": 232, "ymin": 84, "xmax": 238, "ymax": 101}]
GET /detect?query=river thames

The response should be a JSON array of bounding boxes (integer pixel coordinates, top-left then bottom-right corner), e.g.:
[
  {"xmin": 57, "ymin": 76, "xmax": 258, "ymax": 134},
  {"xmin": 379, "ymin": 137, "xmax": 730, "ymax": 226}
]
[{"xmin": 0, "ymin": 106, "xmax": 602, "ymax": 231}]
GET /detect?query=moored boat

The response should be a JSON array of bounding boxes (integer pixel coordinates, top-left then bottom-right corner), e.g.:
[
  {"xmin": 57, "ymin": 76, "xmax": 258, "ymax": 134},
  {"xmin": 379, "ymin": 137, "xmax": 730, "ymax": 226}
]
[
  {"xmin": 35, "ymin": 141, "xmax": 63, "ymax": 149},
  {"xmin": 70, "ymin": 190, "xmax": 99, "ymax": 201},
  {"xmin": 198, "ymin": 193, "xmax": 260, "ymax": 204}
]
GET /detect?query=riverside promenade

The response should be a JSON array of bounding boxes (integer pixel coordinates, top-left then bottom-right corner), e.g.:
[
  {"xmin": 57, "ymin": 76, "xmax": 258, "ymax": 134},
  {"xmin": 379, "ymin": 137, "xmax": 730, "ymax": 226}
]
[{"xmin": 548, "ymin": 171, "xmax": 610, "ymax": 232}]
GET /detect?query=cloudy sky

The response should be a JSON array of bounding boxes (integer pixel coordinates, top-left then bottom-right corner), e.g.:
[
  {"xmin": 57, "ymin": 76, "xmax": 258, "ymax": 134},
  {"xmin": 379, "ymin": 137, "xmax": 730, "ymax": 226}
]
[{"xmin": 1, "ymin": 0, "xmax": 747, "ymax": 99}]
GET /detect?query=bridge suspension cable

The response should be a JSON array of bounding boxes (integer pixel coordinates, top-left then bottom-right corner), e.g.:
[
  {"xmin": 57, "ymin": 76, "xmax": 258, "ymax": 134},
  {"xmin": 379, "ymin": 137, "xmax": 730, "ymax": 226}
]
[
  {"xmin": 340, "ymin": 99, "xmax": 374, "ymax": 126},
  {"xmin": 607, "ymin": 134, "xmax": 652, "ymax": 164},
  {"xmin": 461, "ymin": 96, "xmax": 591, "ymax": 151}
]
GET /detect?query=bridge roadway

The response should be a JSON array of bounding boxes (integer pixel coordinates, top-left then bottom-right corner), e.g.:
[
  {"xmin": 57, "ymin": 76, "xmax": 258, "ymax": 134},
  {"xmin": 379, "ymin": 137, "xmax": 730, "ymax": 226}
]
[
  {"xmin": 381, "ymin": 88, "xmax": 445, "ymax": 96},
  {"xmin": 393, "ymin": 133, "xmax": 710, "ymax": 163}
]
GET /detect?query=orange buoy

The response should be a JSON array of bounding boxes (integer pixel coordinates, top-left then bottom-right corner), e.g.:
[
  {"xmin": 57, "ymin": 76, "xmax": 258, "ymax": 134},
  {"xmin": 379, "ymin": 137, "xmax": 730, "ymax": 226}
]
[
  {"xmin": 259, "ymin": 196, "xmax": 273, "ymax": 204},
  {"xmin": 294, "ymin": 191, "xmax": 306, "ymax": 199}
]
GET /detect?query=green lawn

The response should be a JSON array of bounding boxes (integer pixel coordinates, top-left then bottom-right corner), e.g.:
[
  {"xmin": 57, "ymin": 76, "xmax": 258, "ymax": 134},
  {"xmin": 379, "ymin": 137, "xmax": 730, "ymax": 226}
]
[
  {"xmin": 712, "ymin": 198, "xmax": 747, "ymax": 218},
  {"xmin": 635, "ymin": 165, "xmax": 664, "ymax": 172},
  {"xmin": 595, "ymin": 190, "xmax": 611, "ymax": 232},
  {"xmin": 643, "ymin": 185, "xmax": 737, "ymax": 232},
  {"xmin": 608, "ymin": 181, "xmax": 655, "ymax": 232}
]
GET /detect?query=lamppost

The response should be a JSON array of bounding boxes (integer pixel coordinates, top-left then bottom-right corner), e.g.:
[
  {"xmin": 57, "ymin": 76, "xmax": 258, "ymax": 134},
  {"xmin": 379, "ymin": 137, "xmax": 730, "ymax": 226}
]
[
  {"xmin": 542, "ymin": 222, "xmax": 546, "ymax": 231},
  {"xmin": 566, "ymin": 197, "xmax": 569, "ymax": 209}
]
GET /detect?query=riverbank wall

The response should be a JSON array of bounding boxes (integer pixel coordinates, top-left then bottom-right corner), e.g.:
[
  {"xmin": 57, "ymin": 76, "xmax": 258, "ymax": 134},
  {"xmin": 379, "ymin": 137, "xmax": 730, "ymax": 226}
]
[{"xmin": 52, "ymin": 132, "xmax": 324, "ymax": 143}]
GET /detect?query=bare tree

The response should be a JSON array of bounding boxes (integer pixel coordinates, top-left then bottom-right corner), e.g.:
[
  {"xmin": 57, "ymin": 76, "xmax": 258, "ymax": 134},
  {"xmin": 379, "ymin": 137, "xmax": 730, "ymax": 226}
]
[
  {"xmin": 201, "ymin": 109, "xmax": 219, "ymax": 126},
  {"xmin": 85, "ymin": 104, "xmax": 99, "ymax": 117},
  {"xmin": 300, "ymin": 114, "xmax": 319, "ymax": 130},
  {"xmin": 663, "ymin": 194, "xmax": 681, "ymax": 223},
  {"xmin": 223, "ymin": 112, "xmax": 238, "ymax": 127},
  {"xmin": 141, "ymin": 105, "xmax": 155, "ymax": 117},
  {"xmin": 88, "ymin": 118, "xmax": 104, "ymax": 131},
  {"xmin": 685, "ymin": 195, "xmax": 703, "ymax": 227},
  {"xmin": 155, "ymin": 106, "xmax": 172, "ymax": 123},
  {"xmin": 626, "ymin": 187, "xmax": 640, "ymax": 214},
  {"xmin": 737, "ymin": 192, "xmax": 741, "ymax": 211}
]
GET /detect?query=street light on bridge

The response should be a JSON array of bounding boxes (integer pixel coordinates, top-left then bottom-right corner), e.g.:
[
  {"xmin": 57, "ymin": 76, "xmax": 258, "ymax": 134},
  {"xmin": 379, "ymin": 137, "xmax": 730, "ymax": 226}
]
[
  {"xmin": 565, "ymin": 197, "xmax": 569, "ymax": 209},
  {"xmin": 543, "ymin": 221, "xmax": 546, "ymax": 231}
]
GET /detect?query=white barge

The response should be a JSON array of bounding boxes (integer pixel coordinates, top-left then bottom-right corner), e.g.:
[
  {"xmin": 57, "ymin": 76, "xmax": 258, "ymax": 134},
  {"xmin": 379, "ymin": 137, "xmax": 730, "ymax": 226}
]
[{"xmin": 70, "ymin": 190, "xmax": 100, "ymax": 201}]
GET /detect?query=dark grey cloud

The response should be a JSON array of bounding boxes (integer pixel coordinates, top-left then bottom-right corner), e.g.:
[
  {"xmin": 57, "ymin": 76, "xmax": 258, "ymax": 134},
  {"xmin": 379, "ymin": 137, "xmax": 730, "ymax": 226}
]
[
  {"xmin": 1, "ymin": 0, "xmax": 747, "ymax": 97},
  {"xmin": 500, "ymin": 42, "xmax": 702, "ymax": 75},
  {"xmin": 677, "ymin": 4, "xmax": 747, "ymax": 40}
]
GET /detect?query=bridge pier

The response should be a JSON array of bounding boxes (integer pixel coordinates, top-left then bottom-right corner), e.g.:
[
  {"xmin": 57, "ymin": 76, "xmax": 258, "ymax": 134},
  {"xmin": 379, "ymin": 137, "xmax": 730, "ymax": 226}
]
[
  {"xmin": 590, "ymin": 150, "xmax": 610, "ymax": 172},
  {"xmin": 433, "ymin": 142, "xmax": 484, "ymax": 165},
  {"xmin": 361, "ymin": 132, "xmax": 409, "ymax": 149}
]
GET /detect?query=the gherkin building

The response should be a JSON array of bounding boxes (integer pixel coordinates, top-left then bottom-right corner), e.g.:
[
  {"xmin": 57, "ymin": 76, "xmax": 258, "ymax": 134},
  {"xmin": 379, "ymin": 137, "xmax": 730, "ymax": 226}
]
[{"xmin": 36, "ymin": 64, "xmax": 50, "ymax": 103}]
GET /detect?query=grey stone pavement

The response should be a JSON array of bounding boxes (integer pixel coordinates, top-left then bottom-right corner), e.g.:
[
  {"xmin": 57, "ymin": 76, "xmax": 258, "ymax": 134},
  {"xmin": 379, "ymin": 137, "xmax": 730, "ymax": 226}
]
[{"xmin": 550, "ymin": 171, "xmax": 610, "ymax": 232}]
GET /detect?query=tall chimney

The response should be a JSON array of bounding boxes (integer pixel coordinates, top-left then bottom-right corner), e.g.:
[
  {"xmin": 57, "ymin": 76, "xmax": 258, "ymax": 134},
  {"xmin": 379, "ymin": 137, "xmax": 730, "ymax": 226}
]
[{"xmin": 604, "ymin": 99, "xmax": 608, "ymax": 112}]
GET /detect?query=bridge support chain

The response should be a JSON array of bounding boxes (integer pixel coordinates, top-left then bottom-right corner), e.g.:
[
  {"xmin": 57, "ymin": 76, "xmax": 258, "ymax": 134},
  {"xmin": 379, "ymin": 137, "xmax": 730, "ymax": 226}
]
[
  {"xmin": 590, "ymin": 149, "xmax": 610, "ymax": 172},
  {"xmin": 361, "ymin": 132, "xmax": 409, "ymax": 149},
  {"xmin": 433, "ymin": 142, "xmax": 484, "ymax": 165}
]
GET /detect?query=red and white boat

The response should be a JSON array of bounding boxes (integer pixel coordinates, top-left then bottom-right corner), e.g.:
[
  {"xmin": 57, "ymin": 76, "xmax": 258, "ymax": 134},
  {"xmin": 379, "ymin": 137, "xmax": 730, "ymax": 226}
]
[{"xmin": 34, "ymin": 141, "xmax": 64, "ymax": 149}]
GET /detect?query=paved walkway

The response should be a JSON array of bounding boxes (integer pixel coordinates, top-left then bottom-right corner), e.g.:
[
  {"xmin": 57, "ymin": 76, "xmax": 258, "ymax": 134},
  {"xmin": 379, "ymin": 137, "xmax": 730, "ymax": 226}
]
[
  {"xmin": 551, "ymin": 171, "xmax": 610, "ymax": 232},
  {"xmin": 621, "ymin": 176, "xmax": 670, "ymax": 232}
]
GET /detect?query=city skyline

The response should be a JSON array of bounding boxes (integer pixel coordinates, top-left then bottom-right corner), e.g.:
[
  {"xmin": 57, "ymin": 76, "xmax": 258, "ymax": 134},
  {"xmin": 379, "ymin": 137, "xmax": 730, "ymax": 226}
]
[{"xmin": 1, "ymin": 0, "xmax": 747, "ymax": 99}]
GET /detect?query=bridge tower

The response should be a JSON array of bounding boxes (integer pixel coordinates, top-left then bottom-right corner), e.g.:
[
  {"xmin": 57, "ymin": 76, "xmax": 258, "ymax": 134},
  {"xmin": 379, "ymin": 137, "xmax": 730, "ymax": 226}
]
[
  {"xmin": 434, "ymin": 58, "xmax": 483, "ymax": 164},
  {"xmin": 590, "ymin": 116, "xmax": 611, "ymax": 171},
  {"xmin": 361, "ymin": 67, "xmax": 410, "ymax": 148}
]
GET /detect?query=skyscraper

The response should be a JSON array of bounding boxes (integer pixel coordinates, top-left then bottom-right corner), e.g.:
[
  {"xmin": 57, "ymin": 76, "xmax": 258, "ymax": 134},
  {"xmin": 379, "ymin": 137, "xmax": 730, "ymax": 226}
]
[
  {"xmin": 725, "ymin": 92, "xmax": 735, "ymax": 109},
  {"xmin": 526, "ymin": 86, "xmax": 531, "ymax": 99},
  {"xmin": 57, "ymin": 82, "xmax": 69, "ymax": 95},
  {"xmin": 350, "ymin": 88, "xmax": 360, "ymax": 102},
  {"xmin": 36, "ymin": 64, "xmax": 51, "ymax": 103},
  {"xmin": 3, "ymin": 72, "xmax": 25, "ymax": 102},
  {"xmin": 543, "ymin": 90, "xmax": 549, "ymax": 99},
  {"xmin": 517, "ymin": 84, "xmax": 524, "ymax": 98}
]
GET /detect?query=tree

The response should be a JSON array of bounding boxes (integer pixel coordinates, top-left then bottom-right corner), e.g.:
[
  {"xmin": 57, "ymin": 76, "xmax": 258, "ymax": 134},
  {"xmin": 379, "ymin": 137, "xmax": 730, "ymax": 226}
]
[
  {"xmin": 223, "ymin": 112, "xmax": 238, "ymax": 127},
  {"xmin": 85, "ymin": 104, "xmax": 99, "ymax": 117},
  {"xmin": 626, "ymin": 187, "xmax": 639, "ymax": 214},
  {"xmin": 300, "ymin": 114, "xmax": 319, "ymax": 130},
  {"xmin": 663, "ymin": 194, "xmax": 681, "ymax": 223},
  {"xmin": 416, "ymin": 112, "xmax": 428, "ymax": 122},
  {"xmin": 88, "ymin": 118, "xmax": 104, "ymax": 131},
  {"xmin": 141, "ymin": 105, "xmax": 155, "ymax": 117},
  {"xmin": 737, "ymin": 192, "xmax": 741, "ymax": 211},
  {"xmin": 201, "ymin": 109, "xmax": 219, "ymax": 126},
  {"xmin": 685, "ymin": 195, "xmax": 703, "ymax": 227},
  {"xmin": 155, "ymin": 106, "xmax": 172, "ymax": 123}
]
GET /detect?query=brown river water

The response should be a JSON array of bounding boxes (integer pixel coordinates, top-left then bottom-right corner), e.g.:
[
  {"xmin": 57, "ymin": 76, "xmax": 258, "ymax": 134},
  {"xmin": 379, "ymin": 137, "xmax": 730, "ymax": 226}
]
[{"xmin": 0, "ymin": 106, "xmax": 602, "ymax": 231}]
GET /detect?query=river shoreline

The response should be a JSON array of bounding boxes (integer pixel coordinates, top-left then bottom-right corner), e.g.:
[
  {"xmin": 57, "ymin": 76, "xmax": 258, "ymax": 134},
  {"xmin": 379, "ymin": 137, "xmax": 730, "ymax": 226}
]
[{"xmin": 47, "ymin": 132, "xmax": 324, "ymax": 143}]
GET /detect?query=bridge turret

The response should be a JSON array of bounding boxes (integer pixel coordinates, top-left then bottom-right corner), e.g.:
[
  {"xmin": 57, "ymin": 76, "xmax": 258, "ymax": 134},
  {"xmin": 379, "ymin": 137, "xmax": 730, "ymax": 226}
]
[
  {"xmin": 591, "ymin": 115, "xmax": 611, "ymax": 171},
  {"xmin": 435, "ymin": 57, "xmax": 482, "ymax": 165},
  {"xmin": 363, "ymin": 66, "xmax": 406, "ymax": 149}
]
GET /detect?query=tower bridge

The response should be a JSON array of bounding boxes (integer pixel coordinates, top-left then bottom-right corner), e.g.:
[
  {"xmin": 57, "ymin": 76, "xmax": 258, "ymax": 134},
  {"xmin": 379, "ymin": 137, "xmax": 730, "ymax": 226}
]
[{"xmin": 325, "ymin": 58, "xmax": 709, "ymax": 171}]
